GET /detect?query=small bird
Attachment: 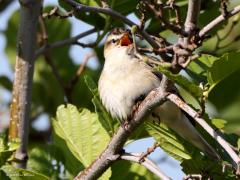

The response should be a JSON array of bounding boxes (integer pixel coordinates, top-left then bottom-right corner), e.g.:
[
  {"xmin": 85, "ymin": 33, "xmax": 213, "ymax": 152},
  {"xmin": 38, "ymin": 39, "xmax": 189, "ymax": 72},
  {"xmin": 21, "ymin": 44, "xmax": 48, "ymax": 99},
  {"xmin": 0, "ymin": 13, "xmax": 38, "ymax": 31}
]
[{"xmin": 98, "ymin": 28, "xmax": 219, "ymax": 160}]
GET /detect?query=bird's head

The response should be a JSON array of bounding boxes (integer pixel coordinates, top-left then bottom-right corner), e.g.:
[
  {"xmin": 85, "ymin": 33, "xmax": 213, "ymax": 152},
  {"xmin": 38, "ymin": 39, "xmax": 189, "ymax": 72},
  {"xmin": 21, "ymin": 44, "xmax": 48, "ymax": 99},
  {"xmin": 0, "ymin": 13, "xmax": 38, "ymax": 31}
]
[{"xmin": 104, "ymin": 28, "xmax": 133, "ymax": 56}]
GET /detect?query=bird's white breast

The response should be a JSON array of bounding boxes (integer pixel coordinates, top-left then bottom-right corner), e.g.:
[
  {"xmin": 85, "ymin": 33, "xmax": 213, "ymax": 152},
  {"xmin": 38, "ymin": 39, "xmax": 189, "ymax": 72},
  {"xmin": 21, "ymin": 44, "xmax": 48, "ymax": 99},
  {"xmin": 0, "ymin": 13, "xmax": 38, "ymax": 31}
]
[{"xmin": 98, "ymin": 47, "xmax": 160, "ymax": 120}]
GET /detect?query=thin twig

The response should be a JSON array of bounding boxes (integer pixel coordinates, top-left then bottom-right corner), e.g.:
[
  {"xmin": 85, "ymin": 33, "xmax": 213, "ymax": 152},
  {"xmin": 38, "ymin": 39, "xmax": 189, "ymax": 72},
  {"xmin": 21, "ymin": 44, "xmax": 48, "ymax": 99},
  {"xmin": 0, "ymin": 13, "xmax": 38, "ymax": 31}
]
[
  {"xmin": 66, "ymin": 53, "xmax": 94, "ymax": 99},
  {"xmin": 183, "ymin": 174, "xmax": 202, "ymax": 180},
  {"xmin": 145, "ymin": 1, "xmax": 188, "ymax": 36},
  {"xmin": 121, "ymin": 153, "xmax": 171, "ymax": 180},
  {"xmin": 39, "ymin": 16, "xmax": 69, "ymax": 102},
  {"xmin": 199, "ymin": 5, "xmax": 240, "ymax": 38},
  {"xmin": 42, "ymin": 6, "xmax": 74, "ymax": 19},
  {"xmin": 220, "ymin": 0, "xmax": 228, "ymax": 18},
  {"xmin": 139, "ymin": 142, "xmax": 159, "ymax": 162},
  {"xmin": 138, "ymin": 45, "xmax": 174, "ymax": 54},
  {"xmin": 35, "ymin": 28, "xmax": 96, "ymax": 58},
  {"xmin": 62, "ymin": 0, "xmax": 160, "ymax": 49},
  {"xmin": 167, "ymin": 94, "xmax": 240, "ymax": 174}
]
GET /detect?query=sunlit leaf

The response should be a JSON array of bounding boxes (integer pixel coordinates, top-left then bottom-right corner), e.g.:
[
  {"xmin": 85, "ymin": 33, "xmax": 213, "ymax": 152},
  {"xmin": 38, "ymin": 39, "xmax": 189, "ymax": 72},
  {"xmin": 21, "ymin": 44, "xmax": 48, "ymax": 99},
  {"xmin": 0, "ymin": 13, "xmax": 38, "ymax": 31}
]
[
  {"xmin": 52, "ymin": 104, "xmax": 111, "ymax": 179},
  {"xmin": 145, "ymin": 122, "xmax": 193, "ymax": 161},
  {"xmin": 207, "ymin": 52, "xmax": 240, "ymax": 93},
  {"xmin": 1, "ymin": 165, "xmax": 50, "ymax": 180},
  {"xmin": 211, "ymin": 119, "xmax": 227, "ymax": 129},
  {"xmin": 156, "ymin": 66, "xmax": 203, "ymax": 98}
]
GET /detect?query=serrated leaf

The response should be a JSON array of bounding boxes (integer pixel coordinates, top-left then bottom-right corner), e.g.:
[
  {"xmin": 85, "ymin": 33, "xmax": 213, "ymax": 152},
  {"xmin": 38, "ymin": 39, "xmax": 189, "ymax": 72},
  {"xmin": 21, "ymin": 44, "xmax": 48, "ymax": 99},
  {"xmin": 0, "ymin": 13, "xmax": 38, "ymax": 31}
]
[
  {"xmin": 52, "ymin": 104, "xmax": 111, "ymax": 179},
  {"xmin": 27, "ymin": 146, "xmax": 62, "ymax": 178},
  {"xmin": 156, "ymin": 66, "xmax": 203, "ymax": 98},
  {"xmin": 84, "ymin": 75, "xmax": 98, "ymax": 95},
  {"xmin": 145, "ymin": 122, "xmax": 192, "ymax": 162},
  {"xmin": 207, "ymin": 52, "xmax": 240, "ymax": 93},
  {"xmin": 186, "ymin": 54, "xmax": 219, "ymax": 83},
  {"xmin": 1, "ymin": 165, "xmax": 50, "ymax": 180},
  {"xmin": 53, "ymin": 131, "xmax": 84, "ymax": 176}
]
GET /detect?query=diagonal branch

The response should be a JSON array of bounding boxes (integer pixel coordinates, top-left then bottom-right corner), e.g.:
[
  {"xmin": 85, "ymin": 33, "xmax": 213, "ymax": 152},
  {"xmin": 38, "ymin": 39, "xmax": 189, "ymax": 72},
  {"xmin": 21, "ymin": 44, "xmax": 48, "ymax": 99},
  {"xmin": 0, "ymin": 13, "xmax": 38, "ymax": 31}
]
[
  {"xmin": 199, "ymin": 5, "xmax": 240, "ymax": 38},
  {"xmin": 167, "ymin": 94, "xmax": 240, "ymax": 175},
  {"xmin": 121, "ymin": 152, "xmax": 171, "ymax": 180},
  {"xmin": 74, "ymin": 76, "xmax": 170, "ymax": 180},
  {"xmin": 35, "ymin": 28, "xmax": 96, "ymax": 58},
  {"xmin": 62, "ymin": 0, "xmax": 160, "ymax": 49}
]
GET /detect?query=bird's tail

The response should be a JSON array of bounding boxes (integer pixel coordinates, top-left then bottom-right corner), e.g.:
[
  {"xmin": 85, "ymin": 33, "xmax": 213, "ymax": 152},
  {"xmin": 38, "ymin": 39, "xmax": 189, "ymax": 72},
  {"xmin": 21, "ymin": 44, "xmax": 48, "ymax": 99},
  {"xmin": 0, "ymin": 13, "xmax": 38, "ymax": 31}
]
[{"xmin": 152, "ymin": 101, "xmax": 220, "ymax": 161}]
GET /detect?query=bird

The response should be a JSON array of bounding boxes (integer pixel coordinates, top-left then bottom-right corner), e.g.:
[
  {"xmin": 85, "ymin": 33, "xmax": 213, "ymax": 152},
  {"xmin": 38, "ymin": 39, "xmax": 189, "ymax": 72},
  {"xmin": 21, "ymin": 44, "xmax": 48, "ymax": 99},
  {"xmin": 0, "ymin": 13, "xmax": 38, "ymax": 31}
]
[{"xmin": 98, "ymin": 28, "xmax": 220, "ymax": 160}]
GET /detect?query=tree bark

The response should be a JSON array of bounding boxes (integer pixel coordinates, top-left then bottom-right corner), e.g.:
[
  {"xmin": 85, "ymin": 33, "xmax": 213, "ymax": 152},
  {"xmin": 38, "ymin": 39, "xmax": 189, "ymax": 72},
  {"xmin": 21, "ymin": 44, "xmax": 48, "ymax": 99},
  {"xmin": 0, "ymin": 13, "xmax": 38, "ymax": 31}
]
[{"xmin": 9, "ymin": 0, "xmax": 41, "ymax": 168}]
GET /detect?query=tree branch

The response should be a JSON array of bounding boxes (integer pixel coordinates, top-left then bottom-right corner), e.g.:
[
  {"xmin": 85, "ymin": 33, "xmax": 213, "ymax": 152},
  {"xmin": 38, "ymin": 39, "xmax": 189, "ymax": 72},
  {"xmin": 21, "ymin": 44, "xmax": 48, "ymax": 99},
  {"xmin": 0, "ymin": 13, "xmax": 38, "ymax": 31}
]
[
  {"xmin": 184, "ymin": 0, "xmax": 201, "ymax": 34},
  {"xmin": 35, "ymin": 28, "xmax": 96, "ymax": 58},
  {"xmin": 121, "ymin": 153, "xmax": 171, "ymax": 180},
  {"xmin": 74, "ymin": 77, "xmax": 169, "ymax": 180},
  {"xmin": 199, "ymin": 5, "xmax": 240, "ymax": 38},
  {"xmin": 8, "ymin": 0, "xmax": 41, "ymax": 168},
  {"xmin": 62, "ymin": 0, "xmax": 160, "ymax": 49},
  {"xmin": 167, "ymin": 94, "xmax": 240, "ymax": 175}
]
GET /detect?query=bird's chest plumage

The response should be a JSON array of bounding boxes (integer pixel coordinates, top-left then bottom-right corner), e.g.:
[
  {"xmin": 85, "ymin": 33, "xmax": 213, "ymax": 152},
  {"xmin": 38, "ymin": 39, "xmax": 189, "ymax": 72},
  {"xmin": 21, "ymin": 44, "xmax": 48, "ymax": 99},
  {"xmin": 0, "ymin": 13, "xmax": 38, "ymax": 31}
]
[{"xmin": 98, "ymin": 48, "xmax": 160, "ymax": 120}]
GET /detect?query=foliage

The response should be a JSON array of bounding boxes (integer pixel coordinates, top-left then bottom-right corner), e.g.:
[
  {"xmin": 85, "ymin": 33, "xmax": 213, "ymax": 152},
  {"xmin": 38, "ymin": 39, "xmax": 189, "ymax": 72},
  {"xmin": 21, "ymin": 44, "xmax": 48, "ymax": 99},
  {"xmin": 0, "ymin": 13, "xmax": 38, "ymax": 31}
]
[{"xmin": 1, "ymin": 0, "xmax": 240, "ymax": 179}]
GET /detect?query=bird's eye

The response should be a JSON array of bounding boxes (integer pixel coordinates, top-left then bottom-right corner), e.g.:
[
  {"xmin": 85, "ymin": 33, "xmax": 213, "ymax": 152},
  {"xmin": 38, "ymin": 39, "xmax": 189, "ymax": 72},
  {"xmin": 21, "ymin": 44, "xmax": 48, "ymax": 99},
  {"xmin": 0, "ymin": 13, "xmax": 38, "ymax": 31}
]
[{"xmin": 111, "ymin": 39, "xmax": 116, "ymax": 43}]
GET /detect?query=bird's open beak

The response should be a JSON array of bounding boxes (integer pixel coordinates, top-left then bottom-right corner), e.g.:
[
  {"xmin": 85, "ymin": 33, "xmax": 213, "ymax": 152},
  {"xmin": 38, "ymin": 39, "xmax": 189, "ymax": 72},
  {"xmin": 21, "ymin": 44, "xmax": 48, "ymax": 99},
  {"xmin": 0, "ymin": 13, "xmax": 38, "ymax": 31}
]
[{"xmin": 120, "ymin": 33, "xmax": 132, "ymax": 46}]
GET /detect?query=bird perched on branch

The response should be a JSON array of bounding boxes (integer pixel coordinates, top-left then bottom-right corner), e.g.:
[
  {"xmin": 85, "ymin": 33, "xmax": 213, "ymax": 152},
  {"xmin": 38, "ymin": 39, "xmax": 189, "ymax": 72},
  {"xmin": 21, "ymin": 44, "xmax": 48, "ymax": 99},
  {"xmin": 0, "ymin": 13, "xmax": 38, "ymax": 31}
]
[{"xmin": 98, "ymin": 28, "xmax": 219, "ymax": 160}]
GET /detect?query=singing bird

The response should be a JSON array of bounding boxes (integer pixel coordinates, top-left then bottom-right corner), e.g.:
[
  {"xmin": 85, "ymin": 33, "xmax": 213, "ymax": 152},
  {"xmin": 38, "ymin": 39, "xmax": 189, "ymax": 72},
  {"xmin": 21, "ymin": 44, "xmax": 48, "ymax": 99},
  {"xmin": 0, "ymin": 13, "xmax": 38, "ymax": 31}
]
[{"xmin": 98, "ymin": 28, "xmax": 219, "ymax": 160}]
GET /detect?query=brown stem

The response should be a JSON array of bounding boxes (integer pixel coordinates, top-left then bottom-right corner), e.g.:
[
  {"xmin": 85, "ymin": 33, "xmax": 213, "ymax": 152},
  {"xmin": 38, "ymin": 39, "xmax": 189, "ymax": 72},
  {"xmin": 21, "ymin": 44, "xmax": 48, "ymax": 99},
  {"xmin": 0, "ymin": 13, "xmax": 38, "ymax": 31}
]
[{"xmin": 9, "ymin": 0, "xmax": 41, "ymax": 168}]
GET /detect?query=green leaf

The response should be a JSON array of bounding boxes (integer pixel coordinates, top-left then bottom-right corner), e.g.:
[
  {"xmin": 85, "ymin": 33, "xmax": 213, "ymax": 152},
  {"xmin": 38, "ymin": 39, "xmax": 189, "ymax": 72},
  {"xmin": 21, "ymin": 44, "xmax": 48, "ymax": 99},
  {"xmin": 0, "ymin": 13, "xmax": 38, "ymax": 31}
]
[
  {"xmin": 211, "ymin": 119, "xmax": 227, "ymax": 129},
  {"xmin": 1, "ymin": 165, "xmax": 50, "ymax": 180},
  {"xmin": 207, "ymin": 52, "xmax": 240, "ymax": 93},
  {"xmin": 111, "ymin": 160, "xmax": 158, "ymax": 180},
  {"xmin": 186, "ymin": 54, "xmax": 219, "ymax": 83},
  {"xmin": 53, "ymin": 131, "xmax": 84, "ymax": 177},
  {"xmin": 0, "ymin": 135, "xmax": 20, "ymax": 167},
  {"xmin": 156, "ymin": 66, "xmax": 203, "ymax": 98},
  {"xmin": 0, "ymin": 76, "xmax": 12, "ymax": 91},
  {"xmin": 145, "ymin": 122, "xmax": 193, "ymax": 162},
  {"xmin": 53, "ymin": 104, "xmax": 111, "ymax": 179},
  {"xmin": 52, "ymin": 104, "xmax": 111, "ymax": 177},
  {"xmin": 84, "ymin": 75, "xmax": 118, "ymax": 136},
  {"xmin": 27, "ymin": 146, "xmax": 63, "ymax": 178},
  {"xmin": 181, "ymin": 155, "xmax": 236, "ymax": 180}
]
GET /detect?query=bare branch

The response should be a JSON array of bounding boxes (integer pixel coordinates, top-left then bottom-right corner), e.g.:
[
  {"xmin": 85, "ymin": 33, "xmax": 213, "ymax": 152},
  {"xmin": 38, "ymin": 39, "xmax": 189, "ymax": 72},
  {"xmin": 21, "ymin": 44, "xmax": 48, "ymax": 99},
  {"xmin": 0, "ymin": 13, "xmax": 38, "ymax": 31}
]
[
  {"xmin": 65, "ymin": 53, "xmax": 94, "ymax": 100},
  {"xmin": 220, "ymin": 0, "xmax": 228, "ymax": 18},
  {"xmin": 74, "ymin": 77, "xmax": 170, "ymax": 179},
  {"xmin": 199, "ymin": 5, "xmax": 240, "ymax": 38},
  {"xmin": 35, "ymin": 28, "xmax": 96, "ymax": 58},
  {"xmin": 167, "ymin": 94, "xmax": 240, "ymax": 174},
  {"xmin": 62, "ymin": 0, "xmax": 160, "ymax": 49},
  {"xmin": 42, "ymin": 6, "xmax": 74, "ymax": 19},
  {"xmin": 184, "ymin": 0, "xmax": 201, "ymax": 34},
  {"xmin": 9, "ymin": 0, "xmax": 41, "ymax": 168},
  {"xmin": 121, "ymin": 153, "xmax": 171, "ymax": 180},
  {"xmin": 183, "ymin": 174, "xmax": 203, "ymax": 180},
  {"xmin": 145, "ymin": 1, "xmax": 188, "ymax": 36},
  {"xmin": 139, "ymin": 142, "xmax": 159, "ymax": 162}
]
